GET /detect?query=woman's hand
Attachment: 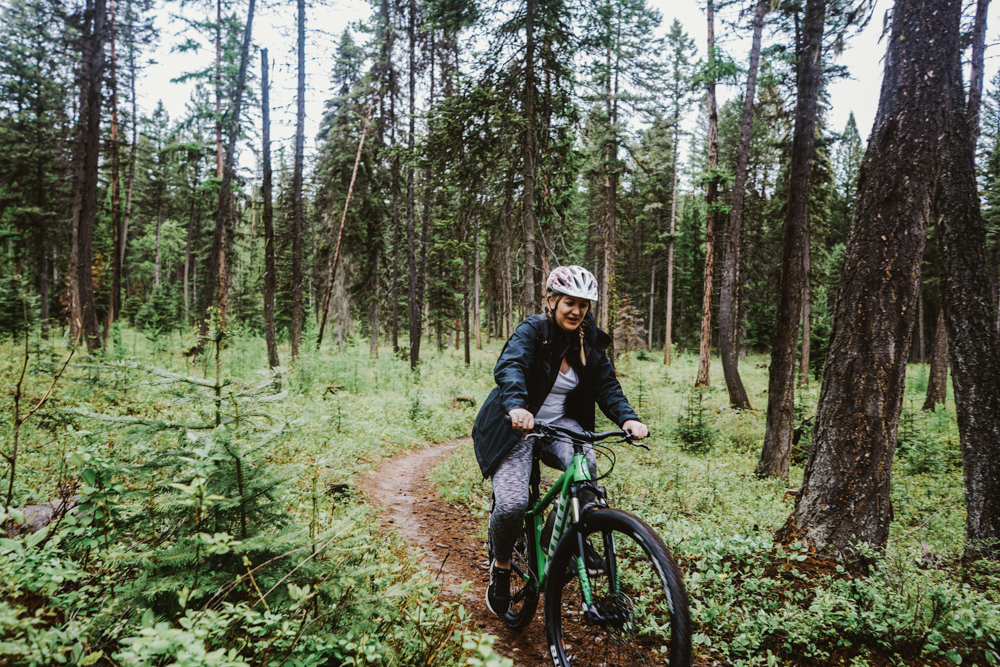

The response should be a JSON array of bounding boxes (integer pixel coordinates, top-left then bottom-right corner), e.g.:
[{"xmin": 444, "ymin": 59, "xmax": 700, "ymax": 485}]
[
  {"xmin": 623, "ymin": 420, "xmax": 648, "ymax": 440},
  {"xmin": 509, "ymin": 409, "xmax": 535, "ymax": 433}
]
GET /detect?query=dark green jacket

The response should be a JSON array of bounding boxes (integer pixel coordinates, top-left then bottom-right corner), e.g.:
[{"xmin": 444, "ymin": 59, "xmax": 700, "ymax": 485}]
[{"xmin": 472, "ymin": 313, "xmax": 640, "ymax": 478}]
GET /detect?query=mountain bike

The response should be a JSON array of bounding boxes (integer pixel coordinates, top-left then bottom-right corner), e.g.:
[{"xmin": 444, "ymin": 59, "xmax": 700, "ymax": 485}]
[{"xmin": 490, "ymin": 417, "xmax": 691, "ymax": 667}]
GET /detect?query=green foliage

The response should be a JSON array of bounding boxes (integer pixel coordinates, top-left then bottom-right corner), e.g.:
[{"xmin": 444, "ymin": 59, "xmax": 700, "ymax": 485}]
[
  {"xmin": 433, "ymin": 352, "xmax": 1000, "ymax": 666},
  {"xmin": 896, "ymin": 403, "xmax": 962, "ymax": 476},
  {"xmin": 135, "ymin": 283, "xmax": 183, "ymax": 334},
  {"xmin": 1, "ymin": 328, "xmax": 508, "ymax": 666},
  {"xmin": 675, "ymin": 385, "xmax": 715, "ymax": 454}
]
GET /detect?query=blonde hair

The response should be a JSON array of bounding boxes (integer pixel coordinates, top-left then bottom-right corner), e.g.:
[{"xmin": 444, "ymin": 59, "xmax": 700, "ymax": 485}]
[{"xmin": 544, "ymin": 289, "xmax": 589, "ymax": 366}]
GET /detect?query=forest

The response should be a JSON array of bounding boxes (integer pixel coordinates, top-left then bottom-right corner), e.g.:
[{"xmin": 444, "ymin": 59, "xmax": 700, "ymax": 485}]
[{"xmin": 1, "ymin": 0, "xmax": 1000, "ymax": 663}]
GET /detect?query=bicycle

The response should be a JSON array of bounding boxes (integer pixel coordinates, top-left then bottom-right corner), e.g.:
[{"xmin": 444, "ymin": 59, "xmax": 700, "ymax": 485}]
[{"xmin": 490, "ymin": 417, "xmax": 691, "ymax": 667}]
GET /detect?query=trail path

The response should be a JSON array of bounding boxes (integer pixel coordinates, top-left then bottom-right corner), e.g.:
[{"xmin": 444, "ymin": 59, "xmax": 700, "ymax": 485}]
[{"xmin": 359, "ymin": 438, "xmax": 552, "ymax": 666}]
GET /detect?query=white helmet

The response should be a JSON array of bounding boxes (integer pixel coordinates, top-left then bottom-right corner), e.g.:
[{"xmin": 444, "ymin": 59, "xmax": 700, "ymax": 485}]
[{"xmin": 546, "ymin": 265, "xmax": 599, "ymax": 302}]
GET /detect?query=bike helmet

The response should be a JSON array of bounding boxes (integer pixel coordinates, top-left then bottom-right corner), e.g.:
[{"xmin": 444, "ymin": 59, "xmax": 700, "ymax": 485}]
[{"xmin": 546, "ymin": 265, "xmax": 599, "ymax": 302}]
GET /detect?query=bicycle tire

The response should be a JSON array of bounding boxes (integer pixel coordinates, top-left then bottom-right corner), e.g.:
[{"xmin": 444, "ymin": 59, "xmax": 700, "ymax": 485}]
[
  {"xmin": 543, "ymin": 508, "xmax": 691, "ymax": 667},
  {"xmin": 502, "ymin": 513, "xmax": 540, "ymax": 630}
]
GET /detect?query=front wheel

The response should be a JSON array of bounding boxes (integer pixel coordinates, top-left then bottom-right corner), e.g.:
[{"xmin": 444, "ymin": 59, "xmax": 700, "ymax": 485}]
[{"xmin": 543, "ymin": 508, "xmax": 691, "ymax": 667}]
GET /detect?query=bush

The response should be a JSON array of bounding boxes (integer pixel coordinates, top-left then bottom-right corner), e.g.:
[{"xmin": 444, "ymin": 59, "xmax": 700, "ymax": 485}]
[{"xmin": 675, "ymin": 386, "xmax": 715, "ymax": 454}]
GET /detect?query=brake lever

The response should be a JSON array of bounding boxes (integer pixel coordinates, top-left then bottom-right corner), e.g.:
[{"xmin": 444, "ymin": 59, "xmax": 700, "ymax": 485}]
[{"xmin": 620, "ymin": 429, "xmax": 650, "ymax": 451}]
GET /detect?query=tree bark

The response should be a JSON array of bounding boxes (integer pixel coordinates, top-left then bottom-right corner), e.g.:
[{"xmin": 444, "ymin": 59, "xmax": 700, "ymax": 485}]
[
  {"xmin": 776, "ymin": 0, "xmax": 960, "ymax": 551},
  {"xmin": 937, "ymin": 9, "xmax": 1000, "ymax": 557},
  {"xmin": 106, "ymin": 0, "xmax": 120, "ymax": 341},
  {"xmin": 696, "ymin": 0, "xmax": 718, "ymax": 387},
  {"xmin": 289, "ymin": 0, "xmax": 306, "ymax": 358},
  {"xmin": 474, "ymin": 221, "xmax": 481, "ymax": 349},
  {"xmin": 922, "ymin": 306, "xmax": 948, "ymax": 410},
  {"xmin": 718, "ymin": 0, "xmax": 765, "ymax": 408},
  {"xmin": 74, "ymin": 0, "xmax": 106, "ymax": 352},
  {"xmin": 756, "ymin": 0, "xmax": 825, "ymax": 477},
  {"xmin": 204, "ymin": 0, "xmax": 255, "ymax": 330},
  {"xmin": 522, "ymin": 0, "xmax": 538, "ymax": 314},
  {"xmin": 261, "ymin": 49, "xmax": 280, "ymax": 373},
  {"xmin": 799, "ymin": 233, "xmax": 812, "ymax": 387},
  {"xmin": 664, "ymin": 114, "xmax": 680, "ymax": 365},
  {"xmin": 917, "ymin": 287, "xmax": 925, "ymax": 362},
  {"xmin": 406, "ymin": 0, "xmax": 421, "ymax": 369}
]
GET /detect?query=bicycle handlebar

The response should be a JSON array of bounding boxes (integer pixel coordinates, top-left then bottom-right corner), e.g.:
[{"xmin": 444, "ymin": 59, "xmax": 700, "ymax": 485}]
[{"xmin": 502, "ymin": 415, "xmax": 649, "ymax": 449}]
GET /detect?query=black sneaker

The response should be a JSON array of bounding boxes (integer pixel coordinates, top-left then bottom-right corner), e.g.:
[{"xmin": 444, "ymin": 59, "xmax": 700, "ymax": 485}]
[
  {"xmin": 486, "ymin": 561, "xmax": 511, "ymax": 616},
  {"xmin": 579, "ymin": 539, "xmax": 606, "ymax": 576}
]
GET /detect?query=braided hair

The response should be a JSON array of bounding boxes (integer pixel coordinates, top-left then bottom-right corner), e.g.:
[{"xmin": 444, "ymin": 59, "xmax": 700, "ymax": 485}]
[{"xmin": 543, "ymin": 289, "xmax": 589, "ymax": 367}]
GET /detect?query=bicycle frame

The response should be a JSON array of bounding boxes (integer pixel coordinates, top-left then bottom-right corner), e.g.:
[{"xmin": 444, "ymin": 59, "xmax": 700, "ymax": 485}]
[{"xmin": 520, "ymin": 442, "xmax": 605, "ymax": 604}]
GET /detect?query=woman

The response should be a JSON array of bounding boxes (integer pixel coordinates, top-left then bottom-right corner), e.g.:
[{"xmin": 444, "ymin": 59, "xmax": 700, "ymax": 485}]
[{"xmin": 472, "ymin": 265, "xmax": 648, "ymax": 616}]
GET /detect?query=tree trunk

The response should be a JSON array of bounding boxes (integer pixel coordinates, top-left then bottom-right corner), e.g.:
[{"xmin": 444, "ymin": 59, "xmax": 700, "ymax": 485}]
[
  {"xmin": 152, "ymin": 200, "xmax": 162, "ymax": 286},
  {"xmin": 184, "ymin": 195, "xmax": 196, "ymax": 325},
  {"xmin": 937, "ymin": 7, "xmax": 1000, "ymax": 558},
  {"xmin": 406, "ymin": 0, "xmax": 421, "ymax": 370},
  {"xmin": 119, "ymin": 45, "xmax": 138, "ymax": 312},
  {"xmin": 776, "ymin": 0, "xmax": 959, "ymax": 551},
  {"xmin": 261, "ymin": 49, "xmax": 280, "ymax": 373},
  {"xmin": 289, "ymin": 0, "xmax": 306, "ymax": 358},
  {"xmin": 696, "ymin": 0, "xmax": 718, "ymax": 387},
  {"xmin": 370, "ymin": 254, "xmax": 380, "ymax": 357},
  {"xmin": 799, "ymin": 233, "xmax": 812, "ymax": 387},
  {"xmin": 664, "ymin": 122, "xmax": 679, "ymax": 365},
  {"xmin": 522, "ymin": 0, "xmax": 538, "ymax": 314},
  {"xmin": 75, "ymin": 0, "xmax": 106, "ymax": 352},
  {"xmin": 718, "ymin": 0, "xmax": 765, "ymax": 407},
  {"xmin": 647, "ymin": 262, "xmax": 655, "ymax": 351},
  {"xmin": 917, "ymin": 287, "xmax": 925, "ymax": 362},
  {"xmin": 756, "ymin": 0, "xmax": 825, "ymax": 478},
  {"xmin": 922, "ymin": 306, "xmax": 948, "ymax": 410},
  {"xmin": 474, "ymin": 221, "xmax": 481, "ymax": 349},
  {"xmin": 106, "ymin": 0, "xmax": 120, "ymax": 341}
]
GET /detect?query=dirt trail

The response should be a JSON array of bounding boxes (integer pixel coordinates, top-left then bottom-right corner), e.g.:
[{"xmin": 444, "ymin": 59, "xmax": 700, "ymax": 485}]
[{"xmin": 359, "ymin": 438, "xmax": 552, "ymax": 666}]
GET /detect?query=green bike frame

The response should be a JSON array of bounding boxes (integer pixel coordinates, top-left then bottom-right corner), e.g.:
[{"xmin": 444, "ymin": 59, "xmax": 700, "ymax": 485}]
[{"xmin": 522, "ymin": 445, "xmax": 604, "ymax": 605}]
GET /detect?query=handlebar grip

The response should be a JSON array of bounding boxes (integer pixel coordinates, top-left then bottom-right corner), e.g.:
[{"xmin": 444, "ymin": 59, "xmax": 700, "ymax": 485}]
[{"xmin": 503, "ymin": 415, "xmax": 512, "ymax": 426}]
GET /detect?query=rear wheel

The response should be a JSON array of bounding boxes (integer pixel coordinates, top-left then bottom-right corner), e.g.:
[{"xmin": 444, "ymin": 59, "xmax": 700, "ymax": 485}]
[
  {"xmin": 502, "ymin": 514, "xmax": 540, "ymax": 630},
  {"xmin": 543, "ymin": 509, "xmax": 691, "ymax": 667}
]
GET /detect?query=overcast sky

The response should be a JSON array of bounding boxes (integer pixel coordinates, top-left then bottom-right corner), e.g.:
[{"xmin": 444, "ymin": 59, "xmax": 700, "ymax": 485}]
[{"xmin": 141, "ymin": 0, "xmax": 1000, "ymax": 177}]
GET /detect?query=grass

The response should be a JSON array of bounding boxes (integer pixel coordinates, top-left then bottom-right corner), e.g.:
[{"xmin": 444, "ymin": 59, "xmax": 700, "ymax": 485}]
[
  {"xmin": 1, "ymin": 325, "xmax": 997, "ymax": 667},
  {"xmin": 431, "ymin": 347, "xmax": 1000, "ymax": 667}
]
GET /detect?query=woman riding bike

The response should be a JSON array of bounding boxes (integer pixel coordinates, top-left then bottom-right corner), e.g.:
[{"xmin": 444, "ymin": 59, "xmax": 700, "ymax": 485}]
[{"xmin": 472, "ymin": 265, "xmax": 648, "ymax": 616}]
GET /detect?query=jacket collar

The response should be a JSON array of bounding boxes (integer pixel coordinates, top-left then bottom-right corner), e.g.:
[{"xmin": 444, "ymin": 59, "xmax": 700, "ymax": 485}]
[{"xmin": 540, "ymin": 311, "xmax": 610, "ymax": 354}]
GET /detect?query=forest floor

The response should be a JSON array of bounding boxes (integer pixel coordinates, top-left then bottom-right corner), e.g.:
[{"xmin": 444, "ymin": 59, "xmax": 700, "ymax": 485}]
[{"xmin": 359, "ymin": 437, "xmax": 554, "ymax": 666}]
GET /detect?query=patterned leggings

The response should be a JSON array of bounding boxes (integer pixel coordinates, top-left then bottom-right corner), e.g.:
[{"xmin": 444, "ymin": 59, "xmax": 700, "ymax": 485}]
[{"xmin": 489, "ymin": 417, "xmax": 598, "ymax": 562}]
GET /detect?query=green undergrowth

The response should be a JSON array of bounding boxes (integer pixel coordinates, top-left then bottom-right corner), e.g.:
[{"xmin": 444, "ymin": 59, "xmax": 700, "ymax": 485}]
[
  {"xmin": 0, "ymin": 324, "xmax": 507, "ymax": 667},
  {"xmin": 431, "ymin": 350, "xmax": 1000, "ymax": 667}
]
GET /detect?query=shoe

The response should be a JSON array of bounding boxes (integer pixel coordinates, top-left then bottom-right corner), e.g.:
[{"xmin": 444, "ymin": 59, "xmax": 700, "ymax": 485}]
[
  {"xmin": 577, "ymin": 539, "xmax": 606, "ymax": 576},
  {"xmin": 486, "ymin": 560, "xmax": 511, "ymax": 616}
]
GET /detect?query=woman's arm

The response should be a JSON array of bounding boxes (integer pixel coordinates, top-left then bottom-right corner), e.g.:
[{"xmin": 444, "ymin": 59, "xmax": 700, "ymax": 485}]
[{"xmin": 493, "ymin": 319, "xmax": 541, "ymax": 417}]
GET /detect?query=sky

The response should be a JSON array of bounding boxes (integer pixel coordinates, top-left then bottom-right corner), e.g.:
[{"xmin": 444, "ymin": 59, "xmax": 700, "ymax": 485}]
[{"xmin": 140, "ymin": 0, "xmax": 1000, "ymax": 176}]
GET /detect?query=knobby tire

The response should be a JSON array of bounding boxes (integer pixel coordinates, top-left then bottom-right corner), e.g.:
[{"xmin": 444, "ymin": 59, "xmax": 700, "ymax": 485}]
[{"xmin": 543, "ymin": 508, "xmax": 691, "ymax": 667}]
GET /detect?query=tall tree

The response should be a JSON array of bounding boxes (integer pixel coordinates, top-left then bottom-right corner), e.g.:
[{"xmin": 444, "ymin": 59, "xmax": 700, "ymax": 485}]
[
  {"xmin": 776, "ymin": 0, "xmax": 960, "ymax": 551},
  {"xmin": 695, "ymin": 0, "xmax": 719, "ymax": 387},
  {"xmin": 290, "ymin": 0, "xmax": 306, "ymax": 359},
  {"xmin": 202, "ymin": 0, "xmax": 255, "ymax": 329},
  {"xmin": 261, "ymin": 49, "xmax": 279, "ymax": 373},
  {"xmin": 756, "ymin": 0, "xmax": 827, "ymax": 478},
  {"xmin": 936, "ymin": 0, "xmax": 1000, "ymax": 560},
  {"xmin": 718, "ymin": 0, "xmax": 766, "ymax": 409},
  {"xmin": 581, "ymin": 0, "xmax": 663, "ymax": 334},
  {"xmin": 406, "ymin": 0, "xmax": 421, "ymax": 370},
  {"xmin": 663, "ymin": 20, "xmax": 696, "ymax": 365},
  {"xmin": 71, "ymin": 0, "xmax": 108, "ymax": 351}
]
